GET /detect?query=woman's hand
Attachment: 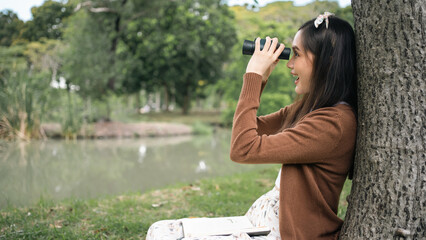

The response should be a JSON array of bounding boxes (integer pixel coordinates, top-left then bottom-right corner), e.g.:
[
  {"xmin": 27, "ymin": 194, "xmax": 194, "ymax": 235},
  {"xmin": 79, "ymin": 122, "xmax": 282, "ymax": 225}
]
[{"xmin": 245, "ymin": 36, "xmax": 285, "ymax": 83}]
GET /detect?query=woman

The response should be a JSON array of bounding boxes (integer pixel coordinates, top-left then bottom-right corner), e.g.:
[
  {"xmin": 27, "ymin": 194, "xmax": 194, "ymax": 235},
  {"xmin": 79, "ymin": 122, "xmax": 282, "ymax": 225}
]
[{"xmin": 147, "ymin": 12, "xmax": 357, "ymax": 240}]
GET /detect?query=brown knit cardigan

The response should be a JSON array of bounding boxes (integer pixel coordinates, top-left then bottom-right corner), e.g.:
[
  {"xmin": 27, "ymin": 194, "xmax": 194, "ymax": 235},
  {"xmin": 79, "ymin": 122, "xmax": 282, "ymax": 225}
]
[{"xmin": 230, "ymin": 73, "xmax": 356, "ymax": 240}]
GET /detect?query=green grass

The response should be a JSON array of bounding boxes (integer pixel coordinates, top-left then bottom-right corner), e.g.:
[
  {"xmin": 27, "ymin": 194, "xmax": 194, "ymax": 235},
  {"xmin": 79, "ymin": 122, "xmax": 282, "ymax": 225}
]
[{"xmin": 0, "ymin": 167, "xmax": 352, "ymax": 239}]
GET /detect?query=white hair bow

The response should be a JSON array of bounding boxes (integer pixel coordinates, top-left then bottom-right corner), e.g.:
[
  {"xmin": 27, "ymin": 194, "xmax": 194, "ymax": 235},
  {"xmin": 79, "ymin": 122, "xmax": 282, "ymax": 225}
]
[{"xmin": 314, "ymin": 12, "xmax": 334, "ymax": 29}]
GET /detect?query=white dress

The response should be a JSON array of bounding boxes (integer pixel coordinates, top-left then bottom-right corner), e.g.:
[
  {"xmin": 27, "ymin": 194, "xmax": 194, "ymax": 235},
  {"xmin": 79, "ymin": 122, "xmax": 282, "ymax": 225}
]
[{"xmin": 146, "ymin": 170, "xmax": 282, "ymax": 240}]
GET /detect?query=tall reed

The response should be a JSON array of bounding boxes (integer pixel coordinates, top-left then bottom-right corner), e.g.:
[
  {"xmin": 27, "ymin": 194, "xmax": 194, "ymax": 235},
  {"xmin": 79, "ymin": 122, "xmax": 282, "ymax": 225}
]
[{"xmin": 0, "ymin": 72, "xmax": 48, "ymax": 140}]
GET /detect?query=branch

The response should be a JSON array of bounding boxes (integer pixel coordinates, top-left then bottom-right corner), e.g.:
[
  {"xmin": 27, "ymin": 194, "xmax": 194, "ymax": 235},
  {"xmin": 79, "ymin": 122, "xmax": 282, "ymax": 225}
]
[
  {"xmin": 74, "ymin": 1, "xmax": 117, "ymax": 14},
  {"xmin": 74, "ymin": 1, "xmax": 93, "ymax": 12},
  {"xmin": 89, "ymin": 7, "xmax": 116, "ymax": 13}
]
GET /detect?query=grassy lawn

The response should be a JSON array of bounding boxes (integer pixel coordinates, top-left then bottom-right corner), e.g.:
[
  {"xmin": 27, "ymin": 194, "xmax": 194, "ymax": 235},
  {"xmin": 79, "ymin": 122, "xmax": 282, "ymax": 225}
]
[{"xmin": 0, "ymin": 166, "xmax": 351, "ymax": 239}]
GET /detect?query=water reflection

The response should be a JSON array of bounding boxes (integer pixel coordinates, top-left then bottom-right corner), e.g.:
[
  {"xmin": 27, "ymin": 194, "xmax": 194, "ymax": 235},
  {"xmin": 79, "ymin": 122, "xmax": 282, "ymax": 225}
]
[
  {"xmin": 0, "ymin": 130, "xmax": 265, "ymax": 208},
  {"xmin": 138, "ymin": 144, "xmax": 147, "ymax": 163},
  {"xmin": 196, "ymin": 160, "xmax": 207, "ymax": 173}
]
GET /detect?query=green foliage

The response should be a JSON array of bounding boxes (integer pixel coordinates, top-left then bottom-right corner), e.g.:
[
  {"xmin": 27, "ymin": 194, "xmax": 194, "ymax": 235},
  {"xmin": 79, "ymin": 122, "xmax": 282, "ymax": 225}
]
[
  {"xmin": 334, "ymin": 6, "xmax": 354, "ymax": 26},
  {"xmin": 0, "ymin": 38, "xmax": 76, "ymax": 139},
  {"xmin": 221, "ymin": 100, "xmax": 237, "ymax": 127},
  {"xmin": 25, "ymin": 39, "xmax": 63, "ymax": 75},
  {"xmin": 0, "ymin": 10, "xmax": 24, "ymax": 47},
  {"xmin": 0, "ymin": 0, "xmax": 354, "ymax": 138},
  {"xmin": 338, "ymin": 179, "xmax": 352, "ymax": 219},
  {"xmin": 0, "ymin": 71, "xmax": 51, "ymax": 139},
  {"xmin": 61, "ymin": 90, "xmax": 84, "ymax": 139},
  {"xmin": 258, "ymin": 92, "xmax": 292, "ymax": 116},
  {"xmin": 121, "ymin": 0, "xmax": 237, "ymax": 114},
  {"xmin": 0, "ymin": 45, "xmax": 27, "ymax": 78},
  {"xmin": 0, "ymin": 38, "xmax": 65, "ymax": 139},
  {"xmin": 62, "ymin": 10, "xmax": 116, "ymax": 100},
  {"xmin": 191, "ymin": 121, "xmax": 214, "ymax": 135},
  {"xmin": 19, "ymin": 0, "xmax": 73, "ymax": 42}
]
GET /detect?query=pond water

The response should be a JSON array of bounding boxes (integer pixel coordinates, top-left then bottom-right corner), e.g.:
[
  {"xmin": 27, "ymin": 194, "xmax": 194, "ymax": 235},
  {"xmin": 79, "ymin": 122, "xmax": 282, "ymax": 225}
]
[{"xmin": 0, "ymin": 130, "xmax": 267, "ymax": 208}]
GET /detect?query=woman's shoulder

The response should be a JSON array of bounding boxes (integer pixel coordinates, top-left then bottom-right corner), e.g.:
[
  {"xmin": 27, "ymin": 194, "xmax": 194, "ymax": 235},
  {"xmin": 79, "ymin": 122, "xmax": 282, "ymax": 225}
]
[
  {"xmin": 305, "ymin": 104, "xmax": 357, "ymax": 129},
  {"xmin": 296, "ymin": 104, "xmax": 357, "ymax": 154},
  {"xmin": 309, "ymin": 103, "xmax": 354, "ymax": 117},
  {"xmin": 312, "ymin": 104, "xmax": 357, "ymax": 131}
]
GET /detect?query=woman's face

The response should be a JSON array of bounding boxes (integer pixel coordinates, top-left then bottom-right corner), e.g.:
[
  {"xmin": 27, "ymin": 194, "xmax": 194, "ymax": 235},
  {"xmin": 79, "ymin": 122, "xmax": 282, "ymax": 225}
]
[{"xmin": 286, "ymin": 30, "xmax": 314, "ymax": 95}]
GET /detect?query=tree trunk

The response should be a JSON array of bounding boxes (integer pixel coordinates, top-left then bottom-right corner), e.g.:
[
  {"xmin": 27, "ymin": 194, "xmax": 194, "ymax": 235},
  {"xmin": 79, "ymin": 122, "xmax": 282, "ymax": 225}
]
[
  {"xmin": 155, "ymin": 91, "xmax": 161, "ymax": 112},
  {"xmin": 135, "ymin": 91, "xmax": 141, "ymax": 113},
  {"xmin": 107, "ymin": 0, "xmax": 128, "ymax": 91},
  {"xmin": 163, "ymin": 83, "xmax": 170, "ymax": 112},
  {"xmin": 340, "ymin": 1, "xmax": 425, "ymax": 239},
  {"xmin": 105, "ymin": 98, "xmax": 111, "ymax": 120},
  {"xmin": 182, "ymin": 85, "xmax": 191, "ymax": 115}
]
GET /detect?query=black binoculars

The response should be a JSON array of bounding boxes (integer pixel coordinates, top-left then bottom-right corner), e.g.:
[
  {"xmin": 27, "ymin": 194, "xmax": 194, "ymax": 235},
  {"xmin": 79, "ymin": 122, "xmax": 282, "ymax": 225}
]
[{"xmin": 242, "ymin": 38, "xmax": 291, "ymax": 60}]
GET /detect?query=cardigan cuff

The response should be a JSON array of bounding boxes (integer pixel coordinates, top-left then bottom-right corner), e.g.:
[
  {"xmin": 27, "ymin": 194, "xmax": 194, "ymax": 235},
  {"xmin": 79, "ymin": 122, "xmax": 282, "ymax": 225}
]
[{"xmin": 240, "ymin": 73, "xmax": 263, "ymax": 100}]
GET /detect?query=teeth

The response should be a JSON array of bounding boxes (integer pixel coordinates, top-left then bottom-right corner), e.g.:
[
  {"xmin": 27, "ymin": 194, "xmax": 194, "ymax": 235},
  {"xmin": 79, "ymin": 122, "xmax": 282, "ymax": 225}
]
[{"xmin": 294, "ymin": 76, "xmax": 299, "ymax": 84}]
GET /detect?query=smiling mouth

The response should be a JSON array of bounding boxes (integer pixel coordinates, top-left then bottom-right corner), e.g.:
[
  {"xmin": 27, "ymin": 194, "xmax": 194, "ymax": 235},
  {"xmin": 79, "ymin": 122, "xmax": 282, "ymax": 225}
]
[{"xmin": 292, "ymin": 75, "xmax": 299, "ymax": 84}]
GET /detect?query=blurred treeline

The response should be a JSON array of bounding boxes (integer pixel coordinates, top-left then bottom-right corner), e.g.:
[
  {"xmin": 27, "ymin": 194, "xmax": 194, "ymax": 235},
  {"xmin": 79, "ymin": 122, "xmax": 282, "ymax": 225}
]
[{"xmin": 0, "ymin": 0, "xmax": 353, "ymax": 140}]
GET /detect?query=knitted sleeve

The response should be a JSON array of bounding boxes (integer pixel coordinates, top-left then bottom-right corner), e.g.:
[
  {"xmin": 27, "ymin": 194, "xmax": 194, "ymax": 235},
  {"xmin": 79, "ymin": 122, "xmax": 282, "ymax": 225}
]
[
  {"xmin": 230, "ymin": 73, "xmax": 352, "ymax": 165},
  {"xmin": 256, "ymin": 107, "xmax": 291, "ymax": 136},
  {"xmin": 250, "ymin": 75, "xmax": 291, "ymax": 136}
]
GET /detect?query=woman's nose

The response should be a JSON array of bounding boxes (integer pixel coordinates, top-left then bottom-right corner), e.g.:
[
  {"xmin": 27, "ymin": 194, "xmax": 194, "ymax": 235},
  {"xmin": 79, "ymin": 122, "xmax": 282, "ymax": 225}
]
[{"xmin": 286, "ymin": 57, "xmax": 294, "ymax": 69}]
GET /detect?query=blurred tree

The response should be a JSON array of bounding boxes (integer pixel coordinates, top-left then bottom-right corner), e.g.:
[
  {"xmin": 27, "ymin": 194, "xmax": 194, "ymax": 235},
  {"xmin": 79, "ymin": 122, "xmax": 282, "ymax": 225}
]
[
  {"xmin": 62, "ymin": 0, "xmax": 166, "ymax": 119},
  {"xmin": 25, "ymin": 39, "xmax": 63, "ymax": 81},
  {"xmin": 62, "ymin": 10, "xmax": 115, "ymax": 103},
  {"xmin": 76, "ymin": 0, "xmax": 237, "ymax": 114},
  {"xmin": 115, "ymin": 0, "xmax": 170, "ymax": 93},
  {"xmin": 0, "ymin": 38, "xmax": 65, "ymax": 139},
  {"xmin": 0, "ymin": 10, "xmax": 24, "ymax": 46},
  {"xmin": 20, "ymin": 0, "xmax": 73, "ymax": 42},
  {"xmin": 0, "ymin": 0, "xmax": 357, "ymax": 139},
  {"xmin": 0, "ymin": 45, "xmax": 27, "ymax": 78},
  {"xmin": 334, "ymin": 6, "xmax": 354, "ymax": 26},
  {"xmin": 142, "ymin": 0, "xmax": 236, "ymax": 114}
]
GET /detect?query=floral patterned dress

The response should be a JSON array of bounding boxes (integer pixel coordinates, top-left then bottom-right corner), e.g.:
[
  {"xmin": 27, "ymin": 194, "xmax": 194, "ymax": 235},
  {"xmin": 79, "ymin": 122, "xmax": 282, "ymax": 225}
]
[{"xmin": 146, "ymin": 170, "xmax": 282, "ymax": 240}]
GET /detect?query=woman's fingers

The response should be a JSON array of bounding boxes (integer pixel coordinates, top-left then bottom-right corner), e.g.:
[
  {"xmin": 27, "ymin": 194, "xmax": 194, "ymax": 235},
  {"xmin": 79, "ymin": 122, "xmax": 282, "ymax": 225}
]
[
  {"xmin": 255, "ymin": 36, "xmax": 282, "ymax": 55},
  {"xmin": 263, "ymin": 36, "xmax": 271, "ymax": 52},
  {"xmin": 270, "ymin": 37, "xmax": 279, "ymax": 53},
  {"xmin": 246, "ymin": 36, "xmax": 283, "ymax": 77},
  {"xmin": 273, "ymin": 43, "xmax": 285, "ymax": 59},
  {"xmin": 254, "ymin": 37, "xmax": 261, "ymax": 52},
  {"xmin": 262, "ymin": 37, "xmax": 281, "ymax": 57}
]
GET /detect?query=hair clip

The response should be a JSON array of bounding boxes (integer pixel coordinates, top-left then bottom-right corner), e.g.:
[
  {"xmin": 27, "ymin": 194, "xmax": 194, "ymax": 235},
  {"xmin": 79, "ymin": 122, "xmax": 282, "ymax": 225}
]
[{"xmin": 314, "ymin": 12, "xmax": 334, "ymax": 29}]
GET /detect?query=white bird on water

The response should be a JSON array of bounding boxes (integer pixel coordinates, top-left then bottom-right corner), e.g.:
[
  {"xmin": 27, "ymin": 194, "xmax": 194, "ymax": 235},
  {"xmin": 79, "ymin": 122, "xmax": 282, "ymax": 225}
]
[
  {"xmin": 196, "ymin": 160, "xmax": 207, "ymax": 172},
  {"xmin": 138, "ymin": 145, "xmax": 147, "ymax": 163}
]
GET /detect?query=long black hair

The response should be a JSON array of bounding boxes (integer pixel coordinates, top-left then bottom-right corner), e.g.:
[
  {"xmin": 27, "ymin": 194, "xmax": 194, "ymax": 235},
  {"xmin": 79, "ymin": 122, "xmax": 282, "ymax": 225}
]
[{"xmin": 282, "ymin": 15, "xmax": 357, "ymax": 128}]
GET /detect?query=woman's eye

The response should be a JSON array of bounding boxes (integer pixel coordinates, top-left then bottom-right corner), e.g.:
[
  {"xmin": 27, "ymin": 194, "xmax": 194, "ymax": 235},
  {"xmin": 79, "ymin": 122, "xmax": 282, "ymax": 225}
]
[{"xmin": 294, "ymin": 52, "xmax": 299, "ymax": 57}]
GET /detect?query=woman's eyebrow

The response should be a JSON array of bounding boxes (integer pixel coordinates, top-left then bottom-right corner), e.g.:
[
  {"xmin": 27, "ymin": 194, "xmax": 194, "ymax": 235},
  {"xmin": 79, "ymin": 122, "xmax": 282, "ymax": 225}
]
[{"xmin": 292, "ymin": 46, "xmax": 300, "ymax": 51}]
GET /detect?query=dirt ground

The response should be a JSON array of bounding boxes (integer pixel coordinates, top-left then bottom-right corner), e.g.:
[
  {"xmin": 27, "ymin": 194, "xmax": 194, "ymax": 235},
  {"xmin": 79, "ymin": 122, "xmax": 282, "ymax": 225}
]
[{"xmin": 41, "ymin": 122, "xmax": 193, "ymax": 139}]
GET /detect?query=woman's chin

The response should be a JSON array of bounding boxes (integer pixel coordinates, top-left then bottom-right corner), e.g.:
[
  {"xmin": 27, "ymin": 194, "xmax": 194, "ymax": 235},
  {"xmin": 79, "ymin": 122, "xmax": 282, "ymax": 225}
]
[{"xmin": 295, "ymin": 85, "xmax": 308, "ymax": 95}]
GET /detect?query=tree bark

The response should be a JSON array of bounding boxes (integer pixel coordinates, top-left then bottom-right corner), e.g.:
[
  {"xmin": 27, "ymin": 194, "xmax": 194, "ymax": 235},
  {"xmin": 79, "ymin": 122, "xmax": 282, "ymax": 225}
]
[
  {"xmin": 182, "ymin": 85, "xmax": 191, "ymax": 115},
  {"xmin": 107, "ymin": 0, "xmax": 127, "ymax": 91},
  {"xmin": 340, "ymin": 1, "xmax": 425, "ymax": 239},
  {"xmin": 135, "ymin": 92, "xmax": 141, "ymax": 113},
  {"xmin": 163, "ymin": 83, "xmax": 170, "ymax": 112}
]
